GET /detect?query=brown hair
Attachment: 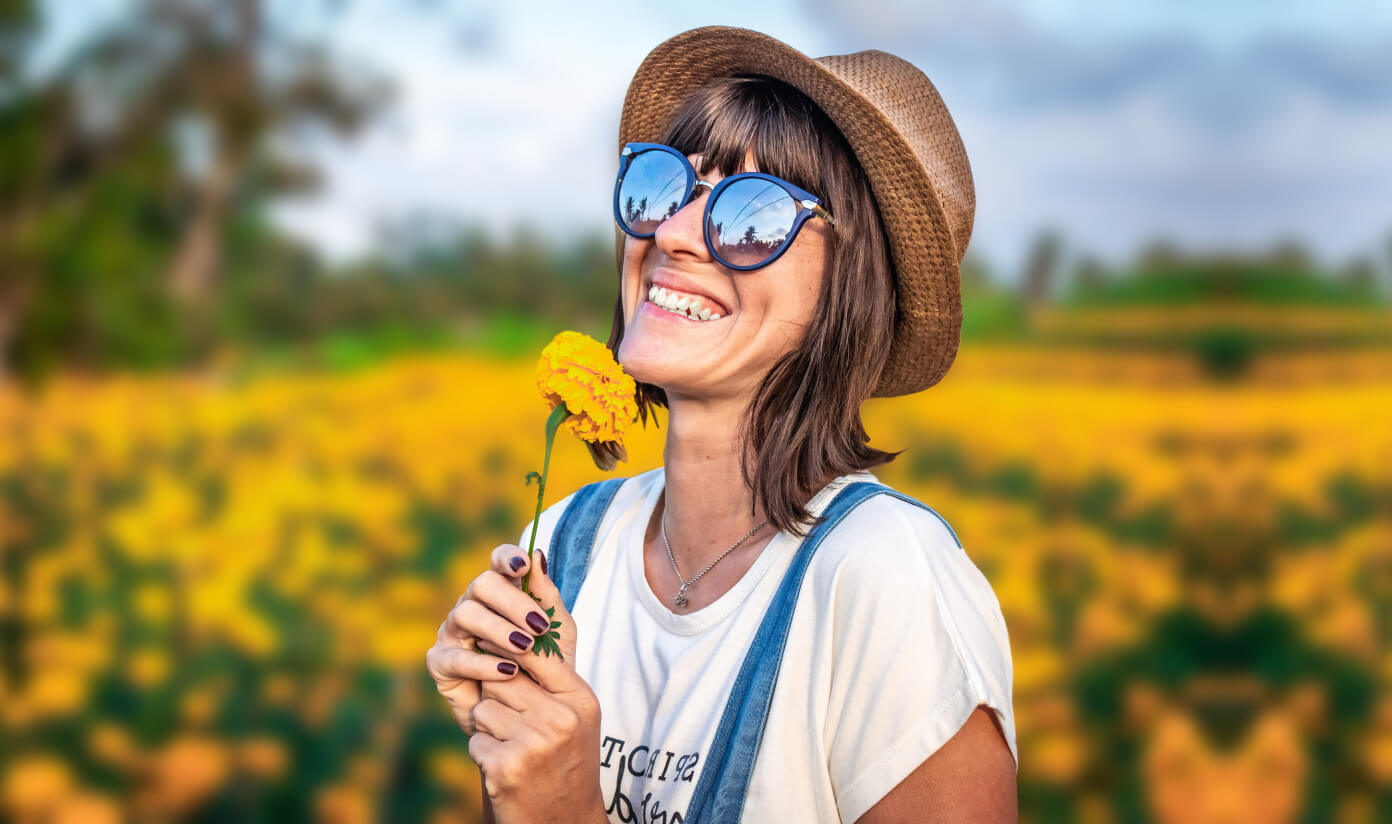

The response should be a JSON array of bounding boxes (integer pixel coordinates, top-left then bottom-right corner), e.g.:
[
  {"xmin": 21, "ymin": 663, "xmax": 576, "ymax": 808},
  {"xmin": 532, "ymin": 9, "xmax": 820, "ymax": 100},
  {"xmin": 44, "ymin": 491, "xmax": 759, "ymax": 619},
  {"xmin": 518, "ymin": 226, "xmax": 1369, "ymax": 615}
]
[{"xmin": 590, "ymin": 73, "xmax": 904, "ymax": 538}]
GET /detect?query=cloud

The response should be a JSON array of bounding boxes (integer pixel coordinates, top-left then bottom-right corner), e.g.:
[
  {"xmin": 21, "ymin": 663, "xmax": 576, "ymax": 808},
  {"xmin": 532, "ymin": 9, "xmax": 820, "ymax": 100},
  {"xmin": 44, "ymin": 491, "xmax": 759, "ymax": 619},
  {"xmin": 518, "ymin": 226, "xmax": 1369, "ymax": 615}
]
[
  {"xmin": 795, "ymin": 0, "xmax": 1392, "ymax": 274},
  {"xmin": 262, "ymin": 0, "xmax": 1392, "ymax": 275},
  {"xmin": 802, "ymin": 0, "xmax": 1392, "ymax": 115},
  {"xmin": 1246, "ymin": 34, "xmax": 1392, "ymax": 104},
  {"xmin": 271, "ymin": 0, "xmax": 656, "ymax": 262}
]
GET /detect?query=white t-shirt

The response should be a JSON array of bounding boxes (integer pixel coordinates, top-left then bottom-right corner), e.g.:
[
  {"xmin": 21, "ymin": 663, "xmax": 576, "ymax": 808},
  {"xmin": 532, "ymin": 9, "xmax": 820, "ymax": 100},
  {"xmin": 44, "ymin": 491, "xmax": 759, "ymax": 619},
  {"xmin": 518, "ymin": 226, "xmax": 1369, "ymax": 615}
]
[{"xmin": 517, "ymin": 467, "xmax": 1017, "ymax": 824}]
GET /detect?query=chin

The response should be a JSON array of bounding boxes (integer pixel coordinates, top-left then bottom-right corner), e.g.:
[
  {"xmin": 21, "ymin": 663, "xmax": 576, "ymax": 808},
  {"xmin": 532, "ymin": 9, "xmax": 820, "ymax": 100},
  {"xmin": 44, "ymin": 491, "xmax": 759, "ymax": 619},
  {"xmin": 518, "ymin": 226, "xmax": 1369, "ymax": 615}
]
[
  {"xmin": 617, "ymin": 333, "xmax": 689, "ymax": 391},
  {"xmin": 616, "ymin": 334, "xmax": 663, "ymax": 379}
]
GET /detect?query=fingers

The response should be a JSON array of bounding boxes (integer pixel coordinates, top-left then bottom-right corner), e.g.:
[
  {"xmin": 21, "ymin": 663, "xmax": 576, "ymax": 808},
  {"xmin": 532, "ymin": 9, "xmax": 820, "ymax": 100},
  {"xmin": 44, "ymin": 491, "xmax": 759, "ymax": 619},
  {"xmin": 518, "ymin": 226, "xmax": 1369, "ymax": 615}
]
[
  {"xmin": 466, "ymin": 569, "xmax": 556, "ymax": 646},
  {"xmin": 428, "ymin": 642, "xmax": 522, "ymax": 688},
  {"xmin": 439, "ymin": 545, "xmax": 549, "ymax": 650},
  {"xmin": 517, "ymin": 546, "xmax": 559, "ymax": 602},
  {"xmin": 480, "ymin": 672, "xmax": 548, "ymax": 712},
  {"xmin": 467, "ymin": 729, "xmax": 499, "ymax": 774},
  {"xmin": 428, "ymin": 640, "xmax": 495, "ymax": 734},
  {"xmin": 467, "ymin": 730, "xmax": 502, "ymax": 783},
  {"xmin": 491, "ymin": 543, "xmax": 547, "ymax": 585},
  {"xmin": 429, "ymin": 544, "xmax": 553, "ymax": 739},
  {"xmin": 488, "ymin": 564, "xmax": 586, "ymax": 696},
  {"xmin": 436, "ymin": 599, "xmax": 475, "ymax": 649},
  {"xmin": 477, "ymin": 675, "xmax": 588, "ymax": 759},
  {"xmin": 469, "ymin": 697, "xmax": 528, "ymax": 742},
  {"xmin": 448, "ymin": 596, "xmax": 549, "ymax": 666}
]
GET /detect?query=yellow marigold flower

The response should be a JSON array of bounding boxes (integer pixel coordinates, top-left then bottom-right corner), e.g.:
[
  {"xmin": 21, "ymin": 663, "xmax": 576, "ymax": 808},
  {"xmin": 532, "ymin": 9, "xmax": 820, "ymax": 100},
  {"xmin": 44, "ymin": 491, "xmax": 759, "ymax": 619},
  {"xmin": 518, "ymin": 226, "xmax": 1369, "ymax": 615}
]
[
  {"xmin": 518, "ymin": 332, "xmax": 639, "ymax": 643},
  {"xmin": 535, "ymin": 330, "xmax": 637, "ymax": 446}
]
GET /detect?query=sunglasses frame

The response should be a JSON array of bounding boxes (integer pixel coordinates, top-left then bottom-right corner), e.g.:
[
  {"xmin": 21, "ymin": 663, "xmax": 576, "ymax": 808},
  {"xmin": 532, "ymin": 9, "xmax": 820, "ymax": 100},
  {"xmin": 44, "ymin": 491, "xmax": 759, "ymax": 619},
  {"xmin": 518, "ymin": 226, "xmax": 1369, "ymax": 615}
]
[{"xmin": 613, "ymin": 141, "xmax": 836, "ymax": 271}]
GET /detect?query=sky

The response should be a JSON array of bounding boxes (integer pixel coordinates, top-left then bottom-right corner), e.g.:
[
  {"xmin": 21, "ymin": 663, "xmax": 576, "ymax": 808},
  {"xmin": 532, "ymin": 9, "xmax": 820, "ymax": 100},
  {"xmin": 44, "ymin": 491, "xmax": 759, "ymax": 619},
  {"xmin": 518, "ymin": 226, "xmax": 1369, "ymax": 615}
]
[{"xmin": 34, "ymin": 0, "xmax": 1392, "ymax": 281}]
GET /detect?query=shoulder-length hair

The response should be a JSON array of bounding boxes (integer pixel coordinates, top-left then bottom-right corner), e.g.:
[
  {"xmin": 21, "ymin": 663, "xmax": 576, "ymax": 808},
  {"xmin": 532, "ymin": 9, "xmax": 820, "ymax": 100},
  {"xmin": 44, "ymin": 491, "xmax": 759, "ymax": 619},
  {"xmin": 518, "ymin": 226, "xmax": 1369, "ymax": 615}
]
[{"xmin": 588, "ymin": 73, "xmax": 905, "ymax": 538}]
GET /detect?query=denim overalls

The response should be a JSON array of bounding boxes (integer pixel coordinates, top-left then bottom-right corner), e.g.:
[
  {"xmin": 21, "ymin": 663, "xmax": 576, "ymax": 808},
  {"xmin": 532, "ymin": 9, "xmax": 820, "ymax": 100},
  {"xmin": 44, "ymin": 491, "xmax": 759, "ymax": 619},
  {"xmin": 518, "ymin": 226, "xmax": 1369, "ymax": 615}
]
[{"xmin": 548, "ymin": 476, "xmax": 962, "ymax": 824}]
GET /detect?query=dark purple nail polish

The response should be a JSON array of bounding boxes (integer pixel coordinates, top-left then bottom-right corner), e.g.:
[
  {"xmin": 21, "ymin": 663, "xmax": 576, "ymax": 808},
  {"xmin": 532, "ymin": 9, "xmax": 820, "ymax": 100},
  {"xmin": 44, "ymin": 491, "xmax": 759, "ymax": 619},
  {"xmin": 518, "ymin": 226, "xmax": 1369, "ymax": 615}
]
[
  {"xmin": 509, "ymin": 630, "xmax": 532, "ymax": 650},
  {"xmin": 497, "ymin": 661, "xmax": 517, "ymax": 675},
  {"xmin": 539, "ymin": 551, "xmax": 547, "ymax": 575},
  {"xmin": 509, "ymin": 555, "xmax": 525, "ymax": 572},
  {"xmin": 526, "ymin": 611, "xmax": 548, "ymax": 634}
]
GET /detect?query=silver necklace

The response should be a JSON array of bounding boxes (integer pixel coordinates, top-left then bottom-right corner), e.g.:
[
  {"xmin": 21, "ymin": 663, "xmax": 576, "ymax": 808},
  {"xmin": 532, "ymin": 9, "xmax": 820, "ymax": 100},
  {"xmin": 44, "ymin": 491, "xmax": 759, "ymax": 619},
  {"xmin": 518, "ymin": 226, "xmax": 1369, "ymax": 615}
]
[{"xmin": 661, "ymin": 502, "xmax": 768, "ymax": 608}]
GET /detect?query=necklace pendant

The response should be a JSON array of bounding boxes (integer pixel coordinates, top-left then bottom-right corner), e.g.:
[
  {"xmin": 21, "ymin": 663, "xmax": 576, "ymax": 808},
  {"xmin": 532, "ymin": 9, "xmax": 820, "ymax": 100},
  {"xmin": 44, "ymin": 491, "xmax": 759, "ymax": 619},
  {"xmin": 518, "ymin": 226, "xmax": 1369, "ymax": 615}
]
[{"xmin": 674, "ymin": 584, "xmax": 689, "ymax": 608}]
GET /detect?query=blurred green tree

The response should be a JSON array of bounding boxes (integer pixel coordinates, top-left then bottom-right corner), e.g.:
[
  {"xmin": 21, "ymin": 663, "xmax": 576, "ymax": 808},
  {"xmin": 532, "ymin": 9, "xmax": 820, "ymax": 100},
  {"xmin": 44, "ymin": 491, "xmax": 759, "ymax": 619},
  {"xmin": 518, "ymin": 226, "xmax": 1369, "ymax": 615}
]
[
  {"xmin": 0, "ymin": 0, "xmax": 389, "ymax": 380},
  {"xmin": 1022, "ymin": 227, "xmax": 1063, "ymax": 307}
]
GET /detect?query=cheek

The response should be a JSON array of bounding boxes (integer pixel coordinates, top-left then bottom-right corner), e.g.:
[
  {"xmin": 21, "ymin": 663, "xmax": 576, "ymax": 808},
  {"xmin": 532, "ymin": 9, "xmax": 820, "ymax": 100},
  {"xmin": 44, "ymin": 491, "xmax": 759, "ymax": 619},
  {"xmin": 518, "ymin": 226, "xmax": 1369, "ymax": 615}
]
[
  {"xmin": 798, "ymin": 277, "xmax": 821, "ymax": 317},
  {"xmin": 772, "ymin": 275, "xmax": 821, "ymax": 329},
  {"xmin": 793, "ymin": 259, "xmax": 827, "ymax": 324},
  {"xmin": 620, "ymin": 242, "xmax": 644, "ymax": 318}
]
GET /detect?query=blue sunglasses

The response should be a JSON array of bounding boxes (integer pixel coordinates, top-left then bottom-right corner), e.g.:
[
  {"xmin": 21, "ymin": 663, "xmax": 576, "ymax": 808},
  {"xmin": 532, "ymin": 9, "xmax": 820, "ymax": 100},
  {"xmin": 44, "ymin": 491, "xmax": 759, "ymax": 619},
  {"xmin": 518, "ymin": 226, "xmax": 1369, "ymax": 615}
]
[{"xmin": 613, "ymin": 141, "xmax": 836, "ymax": 270}]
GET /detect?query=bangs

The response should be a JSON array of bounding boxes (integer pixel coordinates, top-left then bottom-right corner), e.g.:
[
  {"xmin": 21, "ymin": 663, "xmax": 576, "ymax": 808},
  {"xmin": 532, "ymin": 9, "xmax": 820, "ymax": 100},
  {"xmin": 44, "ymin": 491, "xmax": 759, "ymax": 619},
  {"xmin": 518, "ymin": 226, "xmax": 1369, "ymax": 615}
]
[{"xmin": 660, "ymin": 73, "xmax": 833, "ymax": 205}]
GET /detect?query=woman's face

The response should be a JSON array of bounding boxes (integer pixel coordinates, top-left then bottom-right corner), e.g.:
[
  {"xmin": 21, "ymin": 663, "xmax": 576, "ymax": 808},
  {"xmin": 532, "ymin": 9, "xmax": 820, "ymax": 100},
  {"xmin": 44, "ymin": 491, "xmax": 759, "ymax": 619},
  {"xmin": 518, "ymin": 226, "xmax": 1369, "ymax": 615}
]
[{"xmin": 617, "ymin": 148, "xmax": 834, "ymax": 402}]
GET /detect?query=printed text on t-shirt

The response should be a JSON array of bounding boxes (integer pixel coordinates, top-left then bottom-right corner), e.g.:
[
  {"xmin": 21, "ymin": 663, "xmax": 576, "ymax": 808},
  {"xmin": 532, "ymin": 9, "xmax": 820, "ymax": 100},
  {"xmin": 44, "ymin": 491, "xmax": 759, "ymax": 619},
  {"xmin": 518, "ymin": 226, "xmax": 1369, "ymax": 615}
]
[{"xmin": 600, "ymin": 734, "xmax": 700, "ymax": 823}]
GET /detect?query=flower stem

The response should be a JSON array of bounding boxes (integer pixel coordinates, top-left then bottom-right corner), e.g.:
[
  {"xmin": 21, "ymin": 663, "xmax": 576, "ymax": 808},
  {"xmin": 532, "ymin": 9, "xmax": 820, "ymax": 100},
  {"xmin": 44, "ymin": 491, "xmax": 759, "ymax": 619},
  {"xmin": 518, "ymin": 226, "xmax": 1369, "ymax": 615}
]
[{"xmin": 524, "ymin": 402, "xmax": 571, "ymax": 596}]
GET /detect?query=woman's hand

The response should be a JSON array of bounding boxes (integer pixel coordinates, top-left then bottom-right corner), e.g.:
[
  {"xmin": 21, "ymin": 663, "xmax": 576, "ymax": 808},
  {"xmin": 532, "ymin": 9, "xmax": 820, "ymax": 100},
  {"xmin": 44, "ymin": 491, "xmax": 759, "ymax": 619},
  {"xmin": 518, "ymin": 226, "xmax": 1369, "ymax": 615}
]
[
  {"xmin": 427, "ymin": 545, "xmax": 575, "ymax": 737},
  {"xmin": 466, "ymin": 555, "xmax": 606, "ymax": 824}
]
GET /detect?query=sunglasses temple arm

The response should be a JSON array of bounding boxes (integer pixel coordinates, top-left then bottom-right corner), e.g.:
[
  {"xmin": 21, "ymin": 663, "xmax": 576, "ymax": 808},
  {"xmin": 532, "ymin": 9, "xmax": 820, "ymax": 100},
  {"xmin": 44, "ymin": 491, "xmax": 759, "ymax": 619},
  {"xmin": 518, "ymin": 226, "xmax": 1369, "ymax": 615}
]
[{"xmin": 812, "ymin": 204, "xmax": 836, "ymax": 226}]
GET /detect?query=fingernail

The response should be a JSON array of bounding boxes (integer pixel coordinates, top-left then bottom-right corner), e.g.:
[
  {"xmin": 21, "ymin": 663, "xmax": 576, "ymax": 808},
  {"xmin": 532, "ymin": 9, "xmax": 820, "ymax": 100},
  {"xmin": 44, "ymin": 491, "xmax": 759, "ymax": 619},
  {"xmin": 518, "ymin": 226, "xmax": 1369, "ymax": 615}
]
[
  {"xmin": 509, "ymin": 631, "xmax": 532, "ymax": 651},
  {"xmin": 526, "ymin": 611, "xmax": 548, "ymax": 634},
  {"xmin": 509, "ymin": 555, "xmax": 525, "ymax": 572},
  {"xmin": 497, "ymin": 661, "xmax": 517, "ymax": 675},
  {"xmin": 539, "ymin": 551, "xmax": 548, "ymax": 575}
]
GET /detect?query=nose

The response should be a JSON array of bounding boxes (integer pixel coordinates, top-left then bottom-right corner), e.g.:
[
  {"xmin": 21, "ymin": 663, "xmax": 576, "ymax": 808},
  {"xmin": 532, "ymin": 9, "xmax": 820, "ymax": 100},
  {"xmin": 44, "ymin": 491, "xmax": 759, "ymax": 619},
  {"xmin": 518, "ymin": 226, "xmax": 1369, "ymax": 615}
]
[{"xmin": 652, "ymin": 179, "xmax": 715, "ymax": 262}]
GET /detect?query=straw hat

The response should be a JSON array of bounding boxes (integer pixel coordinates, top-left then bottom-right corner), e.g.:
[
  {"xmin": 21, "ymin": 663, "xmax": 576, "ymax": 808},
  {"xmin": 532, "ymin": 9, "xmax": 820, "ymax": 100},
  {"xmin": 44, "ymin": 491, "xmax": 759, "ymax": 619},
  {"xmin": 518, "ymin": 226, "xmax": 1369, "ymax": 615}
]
[{"xmin": 615, "ymin": 25, "xmax": 975, "ymax": 397}]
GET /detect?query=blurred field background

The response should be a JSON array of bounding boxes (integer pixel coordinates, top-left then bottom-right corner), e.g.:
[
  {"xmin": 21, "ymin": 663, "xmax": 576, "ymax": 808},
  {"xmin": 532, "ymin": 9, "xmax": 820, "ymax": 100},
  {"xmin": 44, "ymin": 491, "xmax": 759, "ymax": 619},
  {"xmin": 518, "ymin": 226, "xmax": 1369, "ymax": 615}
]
[{"xmin": 3, "ymin": 1, "xmax": 1392, "ymax": 823}]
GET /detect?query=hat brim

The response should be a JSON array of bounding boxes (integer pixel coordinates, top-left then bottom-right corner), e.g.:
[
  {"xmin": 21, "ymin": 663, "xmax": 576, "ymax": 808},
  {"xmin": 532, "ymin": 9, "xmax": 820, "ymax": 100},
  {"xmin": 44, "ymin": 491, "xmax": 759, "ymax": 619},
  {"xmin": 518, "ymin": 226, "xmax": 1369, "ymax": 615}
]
[{"xmin": 615, "ymin": 25, "xmax": 963, "ymax": 397}]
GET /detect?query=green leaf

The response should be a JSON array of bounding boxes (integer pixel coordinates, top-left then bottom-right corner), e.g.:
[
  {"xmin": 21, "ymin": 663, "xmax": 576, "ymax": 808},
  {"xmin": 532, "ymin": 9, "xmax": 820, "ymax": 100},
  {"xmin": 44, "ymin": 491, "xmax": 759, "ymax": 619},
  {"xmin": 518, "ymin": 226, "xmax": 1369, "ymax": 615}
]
[{"xmin": 525, "ymin": 605, "xmax": 565, "ymax": 660}]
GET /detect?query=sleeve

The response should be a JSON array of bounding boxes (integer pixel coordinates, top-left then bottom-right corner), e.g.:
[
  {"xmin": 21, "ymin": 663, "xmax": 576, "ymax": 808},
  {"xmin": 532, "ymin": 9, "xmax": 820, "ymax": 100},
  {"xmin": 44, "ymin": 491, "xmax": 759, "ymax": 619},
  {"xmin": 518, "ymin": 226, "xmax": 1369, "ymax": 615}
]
[{"xmin": 823, "ymin": 497, "xmax": 1017, "ymax": 824}]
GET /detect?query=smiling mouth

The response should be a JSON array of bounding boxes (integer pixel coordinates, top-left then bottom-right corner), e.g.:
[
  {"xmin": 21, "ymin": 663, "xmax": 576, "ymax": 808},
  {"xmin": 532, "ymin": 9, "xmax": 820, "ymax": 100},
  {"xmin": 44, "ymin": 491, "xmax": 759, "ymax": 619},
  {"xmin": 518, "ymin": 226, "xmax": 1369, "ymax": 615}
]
[{"xmin": 644, "ymin": 285, "xmax": 726, "ymax": 322}]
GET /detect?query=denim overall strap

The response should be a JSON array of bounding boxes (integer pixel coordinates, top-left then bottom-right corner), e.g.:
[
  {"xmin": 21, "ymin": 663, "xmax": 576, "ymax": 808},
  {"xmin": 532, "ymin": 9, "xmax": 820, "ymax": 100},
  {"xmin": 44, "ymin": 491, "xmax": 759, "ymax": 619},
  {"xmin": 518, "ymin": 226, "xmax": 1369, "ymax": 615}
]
[
  {"xmin": 684, "ymin": 480, "xmax": 955, "ymax": 824},
  {"xmin": 547, "ymin": 477, "xmax": 628, "ymax": 614}
]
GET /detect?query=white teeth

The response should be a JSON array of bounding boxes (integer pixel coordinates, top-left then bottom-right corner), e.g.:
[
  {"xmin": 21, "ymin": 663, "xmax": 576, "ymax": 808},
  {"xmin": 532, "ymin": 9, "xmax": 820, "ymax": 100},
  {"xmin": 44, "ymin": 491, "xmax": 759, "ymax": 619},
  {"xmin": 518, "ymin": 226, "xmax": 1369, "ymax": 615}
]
[{"xmin": 646, "ymin": 284, "xmax": 725, "ymax": 321}]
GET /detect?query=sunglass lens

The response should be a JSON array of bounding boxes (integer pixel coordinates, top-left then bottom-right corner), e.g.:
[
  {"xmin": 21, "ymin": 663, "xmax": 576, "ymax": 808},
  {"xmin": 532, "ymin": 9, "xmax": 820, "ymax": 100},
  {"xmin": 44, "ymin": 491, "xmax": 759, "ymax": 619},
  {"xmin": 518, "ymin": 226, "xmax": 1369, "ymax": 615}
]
[
  {"xmin": 707, "ymin": 177, "xmax": 798, "ymax": 267},
  {"xmin": 618, "ymin": 150, "xmax": 689, "ymax": 234}
]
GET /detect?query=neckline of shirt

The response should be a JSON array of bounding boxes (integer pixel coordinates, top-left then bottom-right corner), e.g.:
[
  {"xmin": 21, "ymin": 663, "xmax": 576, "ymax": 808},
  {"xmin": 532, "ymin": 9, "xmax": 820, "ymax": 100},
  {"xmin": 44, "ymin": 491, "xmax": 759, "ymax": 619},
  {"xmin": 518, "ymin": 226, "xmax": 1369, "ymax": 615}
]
[{"xmin": 621, "ymin": 466, "xmax": 880, "ymax": 636}]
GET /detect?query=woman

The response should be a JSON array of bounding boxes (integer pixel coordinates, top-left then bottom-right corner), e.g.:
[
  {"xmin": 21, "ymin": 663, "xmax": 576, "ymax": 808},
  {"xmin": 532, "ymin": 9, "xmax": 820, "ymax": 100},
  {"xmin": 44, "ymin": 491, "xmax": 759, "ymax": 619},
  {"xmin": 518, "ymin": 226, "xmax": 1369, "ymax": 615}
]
[{"xmin": 427, "ymin": 25, "xmax": 1018, "ymax": 823}]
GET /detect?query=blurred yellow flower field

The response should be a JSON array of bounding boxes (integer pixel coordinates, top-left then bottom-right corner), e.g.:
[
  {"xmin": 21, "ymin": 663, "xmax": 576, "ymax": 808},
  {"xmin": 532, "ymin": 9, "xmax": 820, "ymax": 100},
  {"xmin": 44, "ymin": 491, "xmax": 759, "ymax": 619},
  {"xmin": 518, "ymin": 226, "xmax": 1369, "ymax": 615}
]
[{"xmin": 1, "ymin": 345, "xmax": 1389, "ymax": 822}]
